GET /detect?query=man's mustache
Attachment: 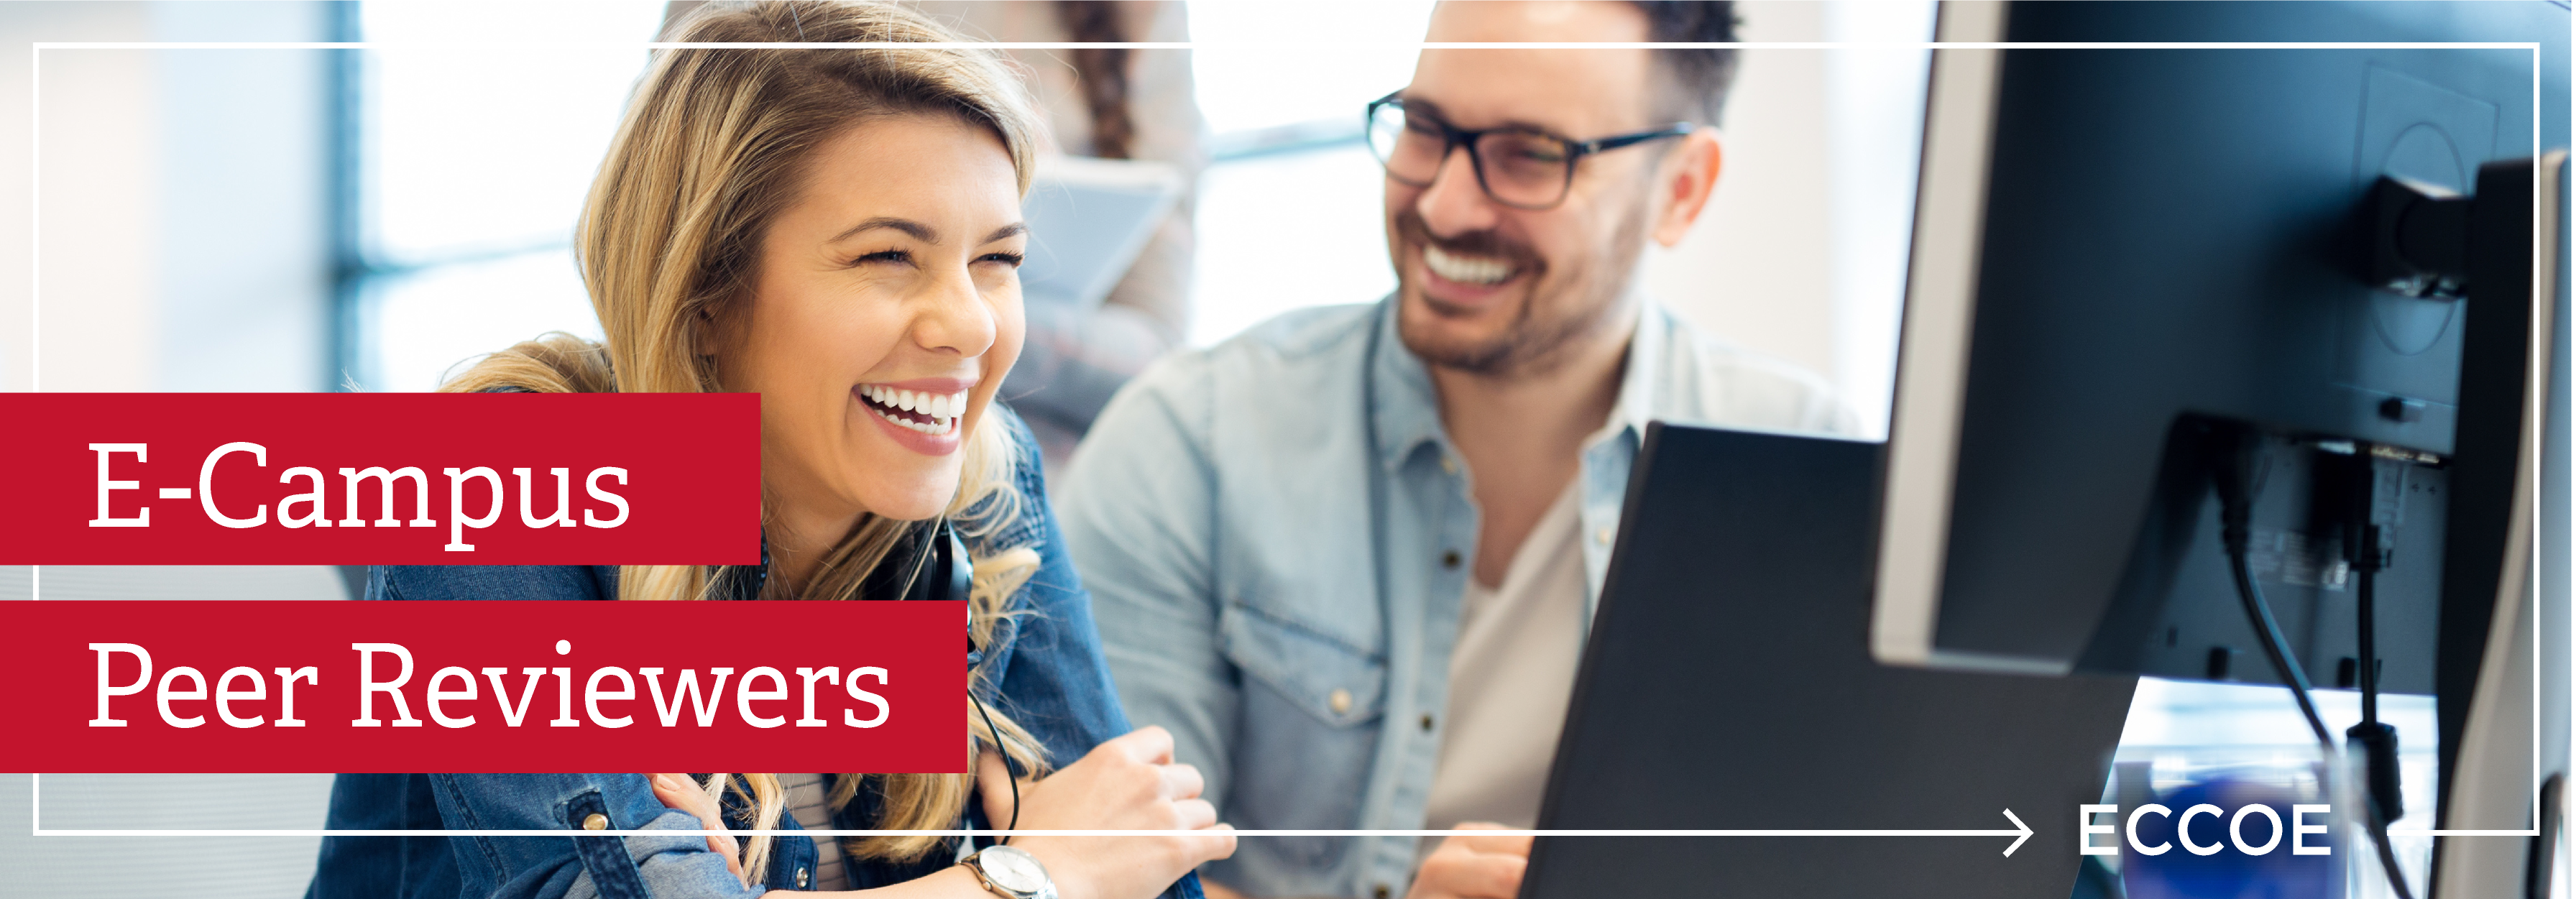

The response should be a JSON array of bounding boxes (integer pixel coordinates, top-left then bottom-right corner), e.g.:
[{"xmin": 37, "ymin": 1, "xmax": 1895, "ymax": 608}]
[{"xmin": 1393, "ymin": 208, "xmax": 1545, "ymax": 274}]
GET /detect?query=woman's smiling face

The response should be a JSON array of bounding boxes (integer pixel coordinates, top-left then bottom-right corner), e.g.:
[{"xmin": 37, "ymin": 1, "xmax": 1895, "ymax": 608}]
[{"xmin": 713, "ymin": 112, "xmax": 1027, "ymax": 533}]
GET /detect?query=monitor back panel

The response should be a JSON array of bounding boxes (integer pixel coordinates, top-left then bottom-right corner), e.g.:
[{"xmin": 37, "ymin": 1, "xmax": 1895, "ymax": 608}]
[
  {"xmin": 1927, "ymin": 0, "xmax": 2560, "ymax": 670},
  {"xmin": 1522, "ymin": 424, "xmax": 2136, "ymax": 899}
]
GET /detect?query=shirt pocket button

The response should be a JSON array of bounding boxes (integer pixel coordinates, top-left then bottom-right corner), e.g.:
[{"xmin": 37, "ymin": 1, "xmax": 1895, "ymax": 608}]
[
  {"xmin": 1328, "ymin": 688, "xmax": 1353, "ymax": 715},
  {"xmin": 580, "ymin": 813, "xmax": 608, "ymax": 831}
]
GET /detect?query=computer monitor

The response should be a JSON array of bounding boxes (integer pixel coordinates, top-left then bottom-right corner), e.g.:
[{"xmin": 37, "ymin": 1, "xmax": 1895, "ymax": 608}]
[
  {"xmin": 1866, "ymin": 2, "xmax": 2564, "ymax": 893},
  {"xmin": 1872, "ymin": 0, "xmax": 2559, "ymax": 678}
]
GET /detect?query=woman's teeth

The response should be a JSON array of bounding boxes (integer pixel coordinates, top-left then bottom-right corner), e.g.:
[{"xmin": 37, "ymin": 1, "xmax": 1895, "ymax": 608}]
[
  {"xmin": 1423, "ymin": 244, "xmax": 1514, "ymax": 286},
  {"xmin": 860, "ymin": 385, "xmax": 968, "ymax": 435}
]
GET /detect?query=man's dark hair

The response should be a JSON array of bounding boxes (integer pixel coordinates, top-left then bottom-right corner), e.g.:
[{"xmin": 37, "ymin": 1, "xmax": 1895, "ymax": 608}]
[{"xmin": 1629, "ymin": 1, "xmax": 1742, "ymax": 126}]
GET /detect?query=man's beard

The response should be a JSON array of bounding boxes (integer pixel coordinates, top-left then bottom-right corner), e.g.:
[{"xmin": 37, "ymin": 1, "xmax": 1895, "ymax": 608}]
[{"xmin": 1392, "ymin": 204, "xmax": 1647, "ymax": 379}]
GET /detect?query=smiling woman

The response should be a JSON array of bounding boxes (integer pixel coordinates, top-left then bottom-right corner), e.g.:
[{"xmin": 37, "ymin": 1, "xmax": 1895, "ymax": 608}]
[
  {"xmin": 699, "ymin": 114, "xmax": 1034, "ymax": 571},
  {"xmin": 304, "ymin": 4, "xmax": 1232, "ymax": 899}
]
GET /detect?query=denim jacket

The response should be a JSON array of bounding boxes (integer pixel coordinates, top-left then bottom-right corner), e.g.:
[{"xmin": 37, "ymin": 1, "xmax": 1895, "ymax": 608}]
[
  {"xmin": 1057, "ymin": 298, "xmax": 1853, "ymax": 898},
  {"xmin": 307, "ymin": 409, "xmax": 1202, "ymax": 899}
]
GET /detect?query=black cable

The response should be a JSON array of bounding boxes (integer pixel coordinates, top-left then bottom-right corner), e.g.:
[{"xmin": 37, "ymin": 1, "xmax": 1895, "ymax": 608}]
[
  {"xmin": 2346, "ymin": 464, "xmax": 2411, "ymax": 899},
  {"xmin": 2227, "ymin": 533, "xmax": 2419, "ymax": 899},
  {"xmin": 2358, "ymin": 563, "xmax": 2380, "ymax": 727},
  {"xmin": 2223, "ymin": 544, "xmax": 2337, "ymax": 749},
  {"xmin": 2212, "ymin": 435, "xmax": 2334, "ymax": 748},
  {"xmin": 2351, "ymin": 557, "xmax": 2409, "ymax": 832},
  {"xmin": 970, "ymin": 689, "xmax": 1019, "ymax": 846},
  {"xmin": 2363, "ymin": 801, "xmax": 2416, "ymax": 899},
  {"xmin": 2226, "ymin": 518, "xmax": 2419, "ymax": 899},
  {"xmin": 2217, "ymin": 437, "xmax": 2413, "ymax": 899}
]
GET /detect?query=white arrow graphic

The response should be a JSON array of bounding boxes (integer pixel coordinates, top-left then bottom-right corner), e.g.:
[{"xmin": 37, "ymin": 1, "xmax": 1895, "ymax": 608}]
[
  {"xmin": 2001, "ymin": 808, "xmax": 2034, "ymax": 855},
  {"xmin": 39, "ymin": 811, "xmax": 2046, "ymax": 856}
]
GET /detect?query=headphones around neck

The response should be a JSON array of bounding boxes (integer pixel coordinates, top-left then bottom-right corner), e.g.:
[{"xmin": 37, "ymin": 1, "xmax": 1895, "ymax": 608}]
[
  {"xmin": 894, "ymin": 517, "xmax": 1026, "ymax": 844},
  {"xmin": 857, "ymin": 517, "xmax": 975, "ymax": 604}
]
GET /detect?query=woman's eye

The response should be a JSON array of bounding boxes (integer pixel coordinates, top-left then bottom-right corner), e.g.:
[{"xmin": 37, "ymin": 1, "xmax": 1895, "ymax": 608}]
[
  {"xmin": 978, "ymin": 252, "xmax": 1025, "ymax": 268},
  {"xmin": 853, "ymin": 249, "xmax": 911, "ymax": 266}
]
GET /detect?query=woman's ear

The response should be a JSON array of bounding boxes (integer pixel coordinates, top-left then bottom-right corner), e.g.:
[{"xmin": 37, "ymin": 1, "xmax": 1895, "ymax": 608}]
[
  {"xmin": 1651, "ymin": 127, "xmax": 1724, "ymax": 249},
  {"xmin": 691, "ymin": 305, "xmax": 729, "ymax": 358}
]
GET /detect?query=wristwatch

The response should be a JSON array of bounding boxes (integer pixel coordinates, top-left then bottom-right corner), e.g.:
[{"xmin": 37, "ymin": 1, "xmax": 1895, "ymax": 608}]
[{"xmin": 962, "ymin": 844, "xmax": 1058, "ymax": 899}]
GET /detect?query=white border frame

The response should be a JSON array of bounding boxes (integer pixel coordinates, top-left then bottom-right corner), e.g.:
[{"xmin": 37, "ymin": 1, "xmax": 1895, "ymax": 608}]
[{"xmin": 19, "ymin": 34, "xmax": 2557, "ymax": 849}]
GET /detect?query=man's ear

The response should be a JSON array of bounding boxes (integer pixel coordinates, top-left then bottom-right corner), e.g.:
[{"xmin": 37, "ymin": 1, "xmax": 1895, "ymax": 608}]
[{"xmin": 1650, "ymin": 127, "xmax": 1723, "ymax": 248}]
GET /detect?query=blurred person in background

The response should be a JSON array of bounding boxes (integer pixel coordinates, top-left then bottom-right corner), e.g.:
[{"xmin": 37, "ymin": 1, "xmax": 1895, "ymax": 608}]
[
  {"xmin": 1059, "ymin": 3, "xmax": 1855, "ymax": 898},
  {"xmin": 914, "ymin": 1, "xmax": 1207, "ymax": 471}
]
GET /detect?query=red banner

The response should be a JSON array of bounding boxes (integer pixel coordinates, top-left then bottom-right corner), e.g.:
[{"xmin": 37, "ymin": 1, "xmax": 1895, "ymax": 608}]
[
  {"xmin": 0, "ymin": 601, "xmax": 967, "ymax": 773},
  {"xmin": 0, "ymin": 392, "xmax": 760, "ymax": 565}
]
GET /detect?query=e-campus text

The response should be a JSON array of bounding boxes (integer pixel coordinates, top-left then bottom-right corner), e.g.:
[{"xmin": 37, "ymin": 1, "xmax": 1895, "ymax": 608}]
[
  {"xmin": 6, "ymin": 393, "xmax": 758, "ymax": 566},
  {"xmin": 84, "ymin": 442, "xmax": 631, "ymax": 551}
]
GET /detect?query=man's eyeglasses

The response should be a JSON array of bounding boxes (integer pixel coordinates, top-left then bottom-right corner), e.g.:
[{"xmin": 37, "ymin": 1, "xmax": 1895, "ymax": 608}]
[{"xmin": 1364, "ymin": 92, "xmax": 1695, "ymax": 211}]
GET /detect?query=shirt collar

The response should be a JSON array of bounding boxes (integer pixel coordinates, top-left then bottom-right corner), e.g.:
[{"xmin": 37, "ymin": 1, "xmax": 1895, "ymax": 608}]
[
  {"xmin": 1370, "ymin": 296, "xmax": 1444, "ymax": 471},
  {"xmin": 1594, "ymin": 295, "xmax": 1665, "ymax": 451},
  {"xmin": 1368, "ymin": 291, "xmax": 1664, "ymax": 472}
]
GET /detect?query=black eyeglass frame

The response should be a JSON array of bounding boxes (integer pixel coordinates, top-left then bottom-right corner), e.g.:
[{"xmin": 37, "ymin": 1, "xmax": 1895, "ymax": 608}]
[{"xmin": 1364, "ymin": 91, "xmax": 1696, "ymax": 211}]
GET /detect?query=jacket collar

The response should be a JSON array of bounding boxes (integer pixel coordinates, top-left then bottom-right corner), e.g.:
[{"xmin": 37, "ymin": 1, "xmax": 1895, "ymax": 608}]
[{"xmin": 1368, "ymin": 291, "xmax": 1663, "ymax": 471}]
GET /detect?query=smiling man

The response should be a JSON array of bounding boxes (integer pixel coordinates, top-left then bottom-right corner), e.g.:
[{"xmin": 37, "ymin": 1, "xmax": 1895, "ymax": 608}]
[{"xmin": 1060, "ymin": 3, "xmax": 1853, "ymax": 898}]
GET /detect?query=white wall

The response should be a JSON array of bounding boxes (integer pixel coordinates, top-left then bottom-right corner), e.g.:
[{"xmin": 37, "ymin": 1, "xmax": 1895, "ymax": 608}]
[
  {"xmin": 6, "ymin": 3, "xmax": 157, "ymax": 394},
  {"xmin": 4, "ymin": 1, "xmax": 334, "ymax": 395},
  {"xmin": 1, "ymin": 1, "xmax": 343, "ymax": 599},
  {"xmin": 152, "ymin": 4, "xmax": 336, "ymax": 392},
  {"xmin": 1640, "ymin": 1, "xmax": 1935, "ymax": 438},
  {"xmin": 1646, "ymin": 4, "xmax": 1835, "ymax": 392}
]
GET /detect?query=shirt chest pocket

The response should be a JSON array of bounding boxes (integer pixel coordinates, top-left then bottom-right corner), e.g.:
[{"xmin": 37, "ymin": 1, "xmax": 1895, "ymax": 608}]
[{"xmin": 1218, "ymin": 603, "xmax": 1386, "ymax": 727}]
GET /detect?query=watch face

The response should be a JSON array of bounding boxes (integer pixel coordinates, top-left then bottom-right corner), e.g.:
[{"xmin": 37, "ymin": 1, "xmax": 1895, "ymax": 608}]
[{"xmin": 980, "ymin": 846, "xmax": 1049, "ymax": 893}]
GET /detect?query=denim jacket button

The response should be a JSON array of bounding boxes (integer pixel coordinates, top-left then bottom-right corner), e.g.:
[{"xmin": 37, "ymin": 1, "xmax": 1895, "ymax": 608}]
[
  {"xmin": 1328, "ymin": 688, "xmax": 1353, "ymax": 715},
  {"xmin": 580, "ymin": 813, "xmax": 608, "ymax": 831},
  {"xmin": 1374, "ymin": 885, "xmax": 1391, "ymax": 899},
  {"xmin": 796, "ymin": 867, "xmax": 810, "ymax": 888},
  {"xmin": 1440, "ymin": 550, "xmax": 1460, "ymax": 569}
]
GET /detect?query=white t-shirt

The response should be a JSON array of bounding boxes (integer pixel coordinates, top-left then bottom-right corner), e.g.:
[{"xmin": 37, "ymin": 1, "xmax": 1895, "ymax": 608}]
[
  {"xmin": 1420, "ymin": 478, "xmax": 1589, "ymax": 835},
  {"xmin": 781, "ymin": 772, "xmax": 850, "ymax": 891}
]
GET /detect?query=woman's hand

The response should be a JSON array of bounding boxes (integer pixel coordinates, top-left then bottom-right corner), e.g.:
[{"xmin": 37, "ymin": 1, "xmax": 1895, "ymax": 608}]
[
  {"xmin": 644, "ymin": 773, "xmax": 746, "ymax": 882},
  {"xmin": 1404, "ymin": 823, "xmax": 1530, "ymax": 899},
  {"xmin": 978, "ymin": 726, "xmax": 1236, "ymax": 899}
]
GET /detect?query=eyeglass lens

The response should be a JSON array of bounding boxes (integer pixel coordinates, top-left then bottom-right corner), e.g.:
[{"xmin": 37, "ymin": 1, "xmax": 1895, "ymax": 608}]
[{"xmin": 1367, "ymin": 101, "xmax": 1573, "ymax": 208}]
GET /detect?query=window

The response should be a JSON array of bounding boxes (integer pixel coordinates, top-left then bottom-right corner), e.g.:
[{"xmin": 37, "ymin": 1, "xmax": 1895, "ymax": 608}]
[
  {"xmin": 343, "ymin": 1, "xmax": 1437, "ymax": 384},
  {"xmin": 343, "ymin": 1, "xmax": 666, "ymax": 392},
  {"xmin": 1182, "ymin": 1, "xmax": 1435, "ymax": 346}
]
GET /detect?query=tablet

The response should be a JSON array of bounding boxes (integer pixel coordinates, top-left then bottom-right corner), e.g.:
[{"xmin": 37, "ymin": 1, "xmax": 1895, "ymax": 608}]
[{"xmin": 1018, "ymin": 155, "xmax": 1184, "ymax": 310}]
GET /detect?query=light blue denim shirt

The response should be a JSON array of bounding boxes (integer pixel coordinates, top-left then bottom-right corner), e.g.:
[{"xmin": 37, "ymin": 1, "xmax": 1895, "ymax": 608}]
[{"xmin": 1059, "ymin": 296, "xmax": 1854, "ymax": 898}]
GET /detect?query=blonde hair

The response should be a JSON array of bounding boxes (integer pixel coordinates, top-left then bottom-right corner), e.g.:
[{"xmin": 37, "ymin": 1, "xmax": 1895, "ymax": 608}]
[{"xmin": 441, "ymin": 0, "xmax": 1050, "ymax": 875}]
